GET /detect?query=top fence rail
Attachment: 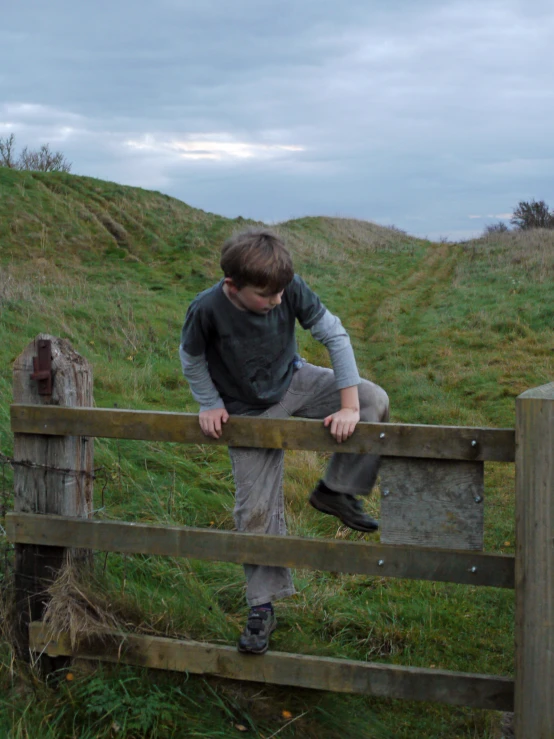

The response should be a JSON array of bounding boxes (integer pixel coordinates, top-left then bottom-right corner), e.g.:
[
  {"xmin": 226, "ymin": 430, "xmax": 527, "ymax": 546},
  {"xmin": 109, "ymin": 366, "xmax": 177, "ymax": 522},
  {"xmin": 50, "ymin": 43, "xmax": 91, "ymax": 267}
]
[{"xmin": 10, "ymin": 404, "xmax": 515, "ymax": 462}]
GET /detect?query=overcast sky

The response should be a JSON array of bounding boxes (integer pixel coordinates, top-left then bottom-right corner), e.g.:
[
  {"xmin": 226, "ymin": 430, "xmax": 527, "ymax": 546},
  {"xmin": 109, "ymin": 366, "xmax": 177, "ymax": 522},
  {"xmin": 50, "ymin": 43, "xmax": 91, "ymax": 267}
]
[{"xmin": 2, "ymin": 0, "xmax": 553, "ymax": 240}]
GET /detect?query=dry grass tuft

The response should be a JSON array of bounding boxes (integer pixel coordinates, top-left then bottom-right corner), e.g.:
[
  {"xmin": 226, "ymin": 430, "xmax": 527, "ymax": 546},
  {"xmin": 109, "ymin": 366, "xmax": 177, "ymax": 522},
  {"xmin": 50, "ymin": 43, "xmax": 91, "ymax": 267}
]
[
  {"xmin": 501, "ymin": 712, "xmax": 514, "ymax": 738},
  {"xmin": 465, "ymin": 228, "xmax": 554, "ymax": 283},
  {"xmin": 0, "ymin": 260, "xmax": 89, "ymax": 311},
  {"xmin": 0, "ymin": 265, "xmax": 34, "ymax": 306},
  {"xmin": 96, "ymin": 212, "xmax": 129, "ymax": 246},
  {"xmin": 276, "ymin": 217, "xmax": 412, "ymax": 270},
  {"xmin": 0, "ymin": 572, "xmax": 17, "ymax": 674},
  {"xmin": 41, "ymin": 557, "xmax": 122, "ymax": 649}
]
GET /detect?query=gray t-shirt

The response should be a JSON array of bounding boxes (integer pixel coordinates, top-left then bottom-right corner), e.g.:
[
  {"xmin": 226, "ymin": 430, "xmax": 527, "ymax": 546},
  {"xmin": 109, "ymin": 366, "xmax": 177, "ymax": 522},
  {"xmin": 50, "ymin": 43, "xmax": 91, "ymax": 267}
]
[{"xmin": 180, "ymin": 275, "xmax": 325, "ymax": 414}]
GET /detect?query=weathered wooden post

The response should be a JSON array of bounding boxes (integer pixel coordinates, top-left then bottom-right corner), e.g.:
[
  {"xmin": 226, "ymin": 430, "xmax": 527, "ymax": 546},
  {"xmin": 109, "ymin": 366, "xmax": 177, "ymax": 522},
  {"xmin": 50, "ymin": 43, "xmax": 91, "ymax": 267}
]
[
  {"xmin": 515, "ymin": 383, "xmax": 554, "ymax": 738},
  {"xmin": 13, "ymin": 334, "xmax": 93, "ymax": 659}
]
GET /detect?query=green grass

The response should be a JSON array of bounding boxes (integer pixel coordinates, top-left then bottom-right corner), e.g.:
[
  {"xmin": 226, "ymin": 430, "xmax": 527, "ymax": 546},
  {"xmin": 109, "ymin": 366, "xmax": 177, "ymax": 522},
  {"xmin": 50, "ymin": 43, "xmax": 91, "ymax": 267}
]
[{"xmin": 1, "ymin": 167, "xmax": 553, "ymax": 737}]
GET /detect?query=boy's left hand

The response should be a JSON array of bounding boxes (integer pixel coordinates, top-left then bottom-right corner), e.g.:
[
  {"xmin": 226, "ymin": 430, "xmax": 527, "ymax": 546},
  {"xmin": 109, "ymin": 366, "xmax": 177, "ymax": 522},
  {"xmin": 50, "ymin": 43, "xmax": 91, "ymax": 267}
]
[{"xmin": 323, "ymin": 408, "xmax": 360, "ymax": 443}]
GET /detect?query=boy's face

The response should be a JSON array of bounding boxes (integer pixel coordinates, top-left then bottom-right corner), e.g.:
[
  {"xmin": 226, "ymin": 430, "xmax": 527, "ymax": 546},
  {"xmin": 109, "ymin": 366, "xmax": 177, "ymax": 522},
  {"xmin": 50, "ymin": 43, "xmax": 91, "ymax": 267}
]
[{"xmin": 224, "ymin": 279, "xmax": 284, "ymax": 314}]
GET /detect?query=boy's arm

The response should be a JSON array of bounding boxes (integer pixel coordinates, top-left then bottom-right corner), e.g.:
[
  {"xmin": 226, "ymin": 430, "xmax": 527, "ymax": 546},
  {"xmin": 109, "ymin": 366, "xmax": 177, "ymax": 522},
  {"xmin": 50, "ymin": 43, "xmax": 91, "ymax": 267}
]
[
  {"xmin": 179, "ymin": 347, "xmax": 229, "ymax": 438},
  {"xmin": 310, "ymin": 310, "xmax": 361, "ymax": 389},
  {"xmin": 310, "ymin": 311, "xmax": 362, "ymax": 443}
]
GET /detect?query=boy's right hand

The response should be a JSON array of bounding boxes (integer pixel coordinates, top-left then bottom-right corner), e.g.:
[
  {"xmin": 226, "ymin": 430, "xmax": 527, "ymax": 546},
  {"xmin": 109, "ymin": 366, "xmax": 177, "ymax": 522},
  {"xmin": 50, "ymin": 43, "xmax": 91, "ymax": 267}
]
[{"xmin": 199, "ymin": 408, "xmax": 229, "ymax": 439}]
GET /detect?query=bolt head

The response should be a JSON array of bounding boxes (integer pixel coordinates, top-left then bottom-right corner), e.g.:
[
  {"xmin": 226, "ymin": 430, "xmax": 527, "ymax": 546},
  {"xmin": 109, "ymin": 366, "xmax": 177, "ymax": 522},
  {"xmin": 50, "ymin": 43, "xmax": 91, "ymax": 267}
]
[
  {"xmin": 470, "ymin": 566, "xmax": 477, "ymax": 573},
  {"xmin": 379, "ymin": 432, "xmax": 386, "ymax": 440},
  {"xmin": 471, "ymin": 440, "xmax": 478, "ymax": 447},
  {"xmin": 383, "ymin": 489, "xmax": 390, "ymax": 496},
  {"xmin": 378, "ymin": 559, "xmax": 385, "ymax": 566}
]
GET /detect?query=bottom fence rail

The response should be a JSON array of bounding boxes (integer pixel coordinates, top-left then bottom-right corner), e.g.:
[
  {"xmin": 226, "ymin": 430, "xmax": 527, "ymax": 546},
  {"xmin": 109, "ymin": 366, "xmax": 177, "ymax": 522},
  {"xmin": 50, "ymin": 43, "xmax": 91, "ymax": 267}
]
[{"xmin": 30, "ymin": 622, "xmax": 513, "ymax": 711}]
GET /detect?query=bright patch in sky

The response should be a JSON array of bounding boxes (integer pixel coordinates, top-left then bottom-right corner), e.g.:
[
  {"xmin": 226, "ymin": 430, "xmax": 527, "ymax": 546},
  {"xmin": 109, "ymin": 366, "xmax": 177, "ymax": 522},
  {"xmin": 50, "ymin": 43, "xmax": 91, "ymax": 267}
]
[
  {"xmin": 468, "ymin": 213, "xmax": 512, "ymax": 220},
  {"xmin": 125, "ymin": 135, "xmax": 304, "ymax": 161}
]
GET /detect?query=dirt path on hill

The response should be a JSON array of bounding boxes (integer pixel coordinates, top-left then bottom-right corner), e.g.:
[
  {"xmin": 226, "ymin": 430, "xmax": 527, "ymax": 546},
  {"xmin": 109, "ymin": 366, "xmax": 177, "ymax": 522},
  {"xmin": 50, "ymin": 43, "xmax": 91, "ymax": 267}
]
[{"xmin": 365, "ymin": 243, "xmax": 459, "ymax": 346}]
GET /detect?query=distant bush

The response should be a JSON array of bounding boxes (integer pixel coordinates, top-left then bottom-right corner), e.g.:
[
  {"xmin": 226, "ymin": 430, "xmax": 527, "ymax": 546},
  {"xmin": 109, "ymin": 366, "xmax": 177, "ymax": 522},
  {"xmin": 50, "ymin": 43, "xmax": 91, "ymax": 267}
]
[
  {"xmin": 510, "ymin": 199, "xmax": 554, "ymax": 230},
  {"xmin": 386, "ymin": 224, "xmax": 407, "ymax": 235},
  {"xmin": 0, "ymin": 133, "xmax": 72, "ymax": 173},
  {"xmin": 483, "ymin": 221, "xmax": 509, "ymax": 235}
]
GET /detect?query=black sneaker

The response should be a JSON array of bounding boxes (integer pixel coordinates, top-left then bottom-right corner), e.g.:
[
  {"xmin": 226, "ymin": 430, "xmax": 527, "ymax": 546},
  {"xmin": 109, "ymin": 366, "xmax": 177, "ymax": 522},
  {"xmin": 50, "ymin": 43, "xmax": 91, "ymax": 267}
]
[
  {"xmin": 237, "ymin": 608, "xmax": 277, "ymax": 655},
  {"xmin": 309, "ymin": 481, "xmax": 379, "ymax": 532}
]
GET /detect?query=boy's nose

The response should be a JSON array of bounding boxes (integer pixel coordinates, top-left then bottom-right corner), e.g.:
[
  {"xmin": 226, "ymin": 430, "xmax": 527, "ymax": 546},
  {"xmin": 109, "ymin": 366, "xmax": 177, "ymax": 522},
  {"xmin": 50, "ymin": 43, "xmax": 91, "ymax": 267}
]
[{"xmin": 270, "ymin": 293, "xmax": 282, "ymax": 306}]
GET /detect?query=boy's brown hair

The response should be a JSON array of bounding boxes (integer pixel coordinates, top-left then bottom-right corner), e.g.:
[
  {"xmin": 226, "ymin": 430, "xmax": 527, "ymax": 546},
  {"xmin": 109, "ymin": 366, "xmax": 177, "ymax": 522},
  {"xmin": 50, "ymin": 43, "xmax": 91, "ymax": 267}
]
[{"xmin": 220, "ymin": 228, "xmax": 294, "ymax": 293}]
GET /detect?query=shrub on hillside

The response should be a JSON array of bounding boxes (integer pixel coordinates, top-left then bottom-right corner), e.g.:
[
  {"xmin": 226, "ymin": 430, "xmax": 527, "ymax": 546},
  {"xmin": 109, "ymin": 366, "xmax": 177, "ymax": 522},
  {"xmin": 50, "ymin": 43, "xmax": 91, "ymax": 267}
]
[
  {"xmin": 0, "ymin": 133, "xmax": 71, "ymax": 173},
  {"xmin": 510, "ymin": 199, "xmax": 554, "ymax": 230},
  {"xmin": 483, "ymin": 221, "xmax": 509, "ymax": 235}
]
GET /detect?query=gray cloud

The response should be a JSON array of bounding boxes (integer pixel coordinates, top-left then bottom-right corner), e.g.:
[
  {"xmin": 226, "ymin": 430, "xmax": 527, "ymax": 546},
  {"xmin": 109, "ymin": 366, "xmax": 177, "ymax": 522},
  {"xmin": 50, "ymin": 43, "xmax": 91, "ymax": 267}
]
[{"xmin": 2, "ymin": 0, "xmax": 553, "ymax": 239}]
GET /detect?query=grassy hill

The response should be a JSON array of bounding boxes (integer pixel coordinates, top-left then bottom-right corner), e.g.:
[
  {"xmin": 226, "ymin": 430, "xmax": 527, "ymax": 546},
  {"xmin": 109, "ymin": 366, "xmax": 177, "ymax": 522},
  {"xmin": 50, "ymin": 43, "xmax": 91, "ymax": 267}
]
[{"xmin": 1, "ymin": 167, "xmax": 553, "ymax": 738}]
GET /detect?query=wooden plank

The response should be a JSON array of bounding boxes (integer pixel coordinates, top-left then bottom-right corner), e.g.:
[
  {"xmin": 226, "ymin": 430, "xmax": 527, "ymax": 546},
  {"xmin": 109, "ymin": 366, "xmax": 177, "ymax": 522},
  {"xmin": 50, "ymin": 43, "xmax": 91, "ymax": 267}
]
[
  {"xmin": 29, "ymin": 622, "xmax": 513, "ymax": 710},
  {"xmin": 10, "ymin": 404, "xmax": 515, "ymax": 461},
  {"xmin": 6, "ymin": 513, "xmax": 515, "ymax": 588},
  {"xmin": 380, "ymin": 459, "xmax": 484, "ymax": 550},
  {"xmin": 515, "ymin": 383, "xmax": 554, "ymax": 738},
  {"xmin": 12, "ymin": 335, "xmax": 93, "ymax": 661}
]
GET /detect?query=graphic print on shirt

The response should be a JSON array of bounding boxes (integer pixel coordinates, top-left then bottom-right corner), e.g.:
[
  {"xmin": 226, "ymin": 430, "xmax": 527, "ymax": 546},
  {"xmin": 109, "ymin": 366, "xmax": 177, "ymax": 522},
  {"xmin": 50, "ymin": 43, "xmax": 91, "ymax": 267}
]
[{"xmin": 225, "ymin": 331, "xmax": 294, "ymax": 402}]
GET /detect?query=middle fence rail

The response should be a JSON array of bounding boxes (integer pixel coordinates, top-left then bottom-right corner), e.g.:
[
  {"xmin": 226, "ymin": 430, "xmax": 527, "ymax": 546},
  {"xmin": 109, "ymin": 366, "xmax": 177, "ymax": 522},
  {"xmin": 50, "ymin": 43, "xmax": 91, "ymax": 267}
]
[{"xmin": 8, "ymin": 514, "xmax": 514, "ymax": 588}]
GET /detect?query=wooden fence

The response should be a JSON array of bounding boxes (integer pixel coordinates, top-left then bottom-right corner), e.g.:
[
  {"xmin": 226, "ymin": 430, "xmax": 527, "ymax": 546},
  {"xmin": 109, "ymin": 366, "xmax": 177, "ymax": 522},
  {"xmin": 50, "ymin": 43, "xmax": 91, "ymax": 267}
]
[{"xmin": 5, "ymin": 335, "xmax": 554, "ymax": 738}]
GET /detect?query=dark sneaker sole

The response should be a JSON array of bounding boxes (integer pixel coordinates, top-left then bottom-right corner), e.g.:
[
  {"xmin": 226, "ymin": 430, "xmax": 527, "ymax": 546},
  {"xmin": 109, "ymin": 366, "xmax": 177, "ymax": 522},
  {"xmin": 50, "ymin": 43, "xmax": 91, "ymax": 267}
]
[
  {"xmin": 237, "ymin": 620, "xmax": 277, "ymax": 655},
  {"xmin": 309, "ymin": 492, "xmax": 379, "ymax": 533}
]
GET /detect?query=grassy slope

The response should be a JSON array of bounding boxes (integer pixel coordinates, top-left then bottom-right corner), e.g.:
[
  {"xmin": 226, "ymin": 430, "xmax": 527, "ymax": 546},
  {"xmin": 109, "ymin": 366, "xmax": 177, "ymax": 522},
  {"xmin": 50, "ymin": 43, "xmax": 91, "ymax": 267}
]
[{"xmin": 1, "ymin": 168, "xmax": 553, "ymax": 738}]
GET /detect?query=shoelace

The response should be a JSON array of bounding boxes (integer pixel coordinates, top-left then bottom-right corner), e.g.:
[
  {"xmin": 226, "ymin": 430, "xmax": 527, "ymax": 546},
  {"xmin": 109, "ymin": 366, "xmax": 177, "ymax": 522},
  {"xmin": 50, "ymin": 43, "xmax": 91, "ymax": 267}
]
[{"xmin": 247, "ymin": 610, "xmax": 270, "ymax": 634}]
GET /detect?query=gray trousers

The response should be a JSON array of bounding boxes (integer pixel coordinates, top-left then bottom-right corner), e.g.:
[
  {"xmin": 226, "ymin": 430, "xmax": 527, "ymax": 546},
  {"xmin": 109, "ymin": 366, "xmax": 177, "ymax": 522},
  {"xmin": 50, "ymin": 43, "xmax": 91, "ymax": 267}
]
[{"xmin": 229, "ymin": 363, "xmax": 390, "ymax": 607}]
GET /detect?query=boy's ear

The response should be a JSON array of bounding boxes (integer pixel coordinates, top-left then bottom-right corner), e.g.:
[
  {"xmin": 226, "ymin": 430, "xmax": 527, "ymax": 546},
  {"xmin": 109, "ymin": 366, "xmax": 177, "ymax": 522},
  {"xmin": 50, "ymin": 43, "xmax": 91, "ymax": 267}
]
[{"xmin": 224, "ymin": 277, "xmax": 239, "ymax": 294}]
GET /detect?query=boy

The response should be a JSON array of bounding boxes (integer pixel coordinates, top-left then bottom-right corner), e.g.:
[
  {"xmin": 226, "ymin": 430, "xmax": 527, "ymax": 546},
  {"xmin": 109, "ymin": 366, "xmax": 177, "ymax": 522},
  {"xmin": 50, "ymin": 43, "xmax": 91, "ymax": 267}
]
[{"xmin": 180, "ymin": 227, "xmax": 389, "ymax": 654}]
